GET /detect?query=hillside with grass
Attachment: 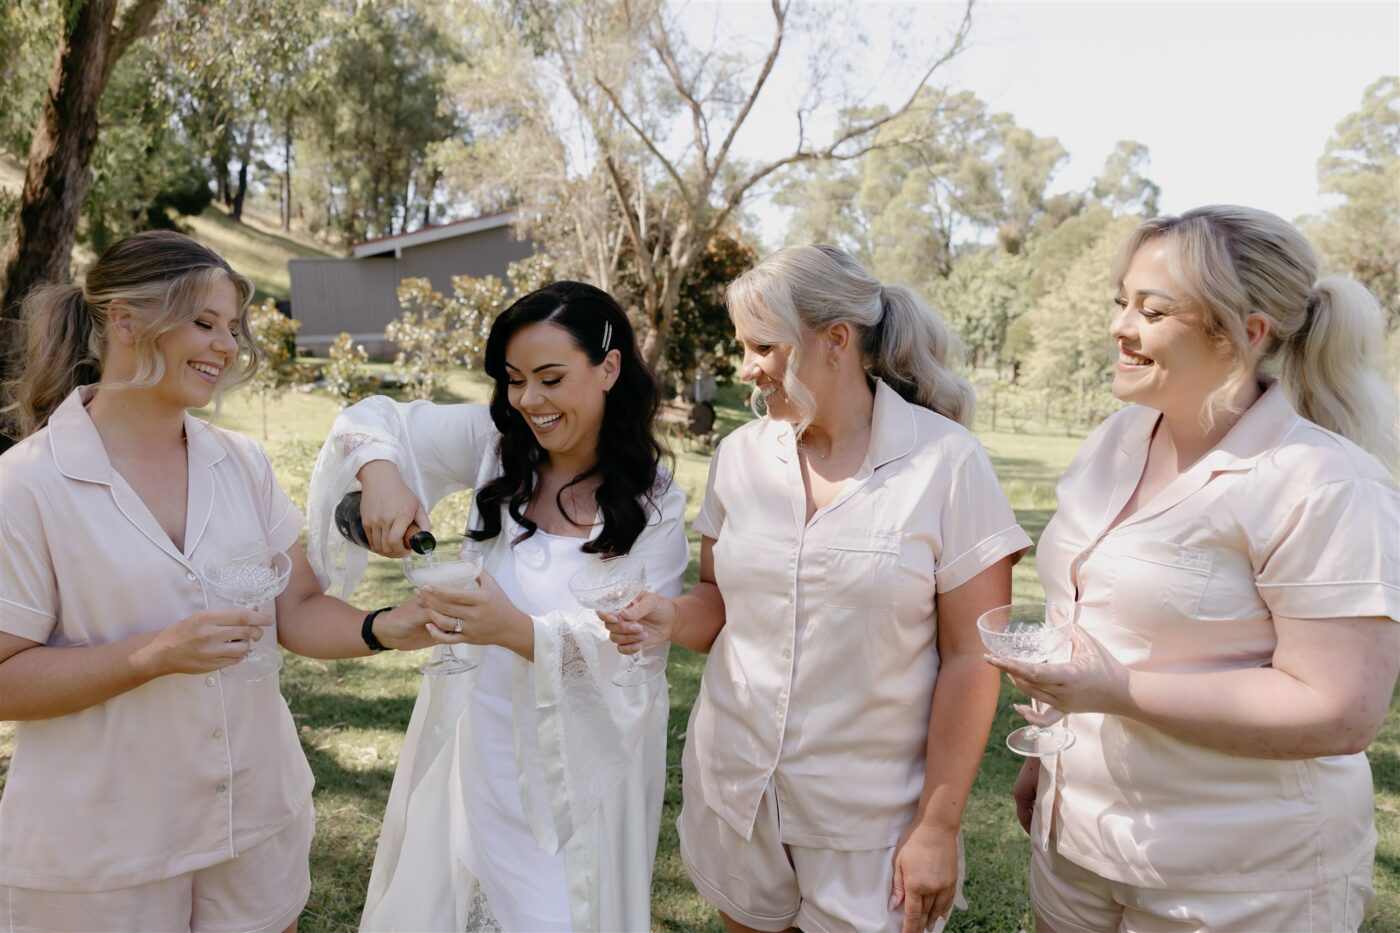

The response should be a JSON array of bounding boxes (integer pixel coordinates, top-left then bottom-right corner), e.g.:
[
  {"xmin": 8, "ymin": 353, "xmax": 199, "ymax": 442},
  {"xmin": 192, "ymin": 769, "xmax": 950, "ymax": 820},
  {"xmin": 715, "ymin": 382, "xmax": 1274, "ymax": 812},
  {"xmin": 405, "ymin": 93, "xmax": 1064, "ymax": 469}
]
[
  {"xmin": 1, "ymin": 152, "xmax": 334, "ymax": 302},
  {"xmin": 180, "ymin": 204, "xmax": 336, "ymax": 303}
]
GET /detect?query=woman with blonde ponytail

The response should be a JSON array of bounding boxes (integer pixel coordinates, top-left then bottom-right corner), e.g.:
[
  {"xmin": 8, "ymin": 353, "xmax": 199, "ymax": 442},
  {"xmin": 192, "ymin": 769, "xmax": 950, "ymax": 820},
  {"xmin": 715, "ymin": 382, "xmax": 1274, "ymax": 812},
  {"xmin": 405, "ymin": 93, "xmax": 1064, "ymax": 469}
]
[
  {"xmin": 993, "ymin": 206, "xmax": 1398, "ymax": 932},
  {"xmin": 604, "ymin": 244, "xmax": 1030, "ymax": 933},
  {"xmin": 0, "ymin": 231, "xmax": 437, "ymax": 932}
]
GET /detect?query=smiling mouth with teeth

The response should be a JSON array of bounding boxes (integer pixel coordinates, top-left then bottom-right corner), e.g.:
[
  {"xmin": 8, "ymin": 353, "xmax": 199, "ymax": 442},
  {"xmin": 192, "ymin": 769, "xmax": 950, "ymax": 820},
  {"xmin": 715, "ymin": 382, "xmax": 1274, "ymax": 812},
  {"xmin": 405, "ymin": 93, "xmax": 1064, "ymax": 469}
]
[
  {"xmin": 530, "ymin": 413, "xmax": 563, "ymax": 428},
  {"xmin": 1118, "ymin": 349, "xmax": 1152, "ymax": 367},
  {"xmin": 190, "ymin": 362, "xmax": 221, "ymax": 378}
]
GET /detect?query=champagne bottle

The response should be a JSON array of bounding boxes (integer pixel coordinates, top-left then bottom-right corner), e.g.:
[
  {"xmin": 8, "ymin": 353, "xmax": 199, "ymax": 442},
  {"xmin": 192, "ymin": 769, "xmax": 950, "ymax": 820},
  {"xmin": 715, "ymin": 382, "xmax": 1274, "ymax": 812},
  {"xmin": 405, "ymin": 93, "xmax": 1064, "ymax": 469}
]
[{"xmin": 335, "ymin": 490, "xmax": 436, "ymax": 554}]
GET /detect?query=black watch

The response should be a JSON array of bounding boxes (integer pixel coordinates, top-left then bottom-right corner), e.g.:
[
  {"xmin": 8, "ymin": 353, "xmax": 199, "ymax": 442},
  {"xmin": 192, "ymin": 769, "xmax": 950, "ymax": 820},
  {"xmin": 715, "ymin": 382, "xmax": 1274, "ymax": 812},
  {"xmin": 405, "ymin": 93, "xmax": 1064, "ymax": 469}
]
[{"xmin": 362, "ymin": 606, "xmax": 394, "ymax": 652}]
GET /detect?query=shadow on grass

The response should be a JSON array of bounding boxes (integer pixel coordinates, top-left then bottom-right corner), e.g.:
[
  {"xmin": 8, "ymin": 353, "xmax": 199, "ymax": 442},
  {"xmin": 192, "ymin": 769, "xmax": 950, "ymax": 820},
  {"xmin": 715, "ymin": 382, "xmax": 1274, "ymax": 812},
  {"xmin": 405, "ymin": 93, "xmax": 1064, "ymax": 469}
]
[{"xmin": 283, "ymin": 687, "xmax": 418, "ymax": 733}]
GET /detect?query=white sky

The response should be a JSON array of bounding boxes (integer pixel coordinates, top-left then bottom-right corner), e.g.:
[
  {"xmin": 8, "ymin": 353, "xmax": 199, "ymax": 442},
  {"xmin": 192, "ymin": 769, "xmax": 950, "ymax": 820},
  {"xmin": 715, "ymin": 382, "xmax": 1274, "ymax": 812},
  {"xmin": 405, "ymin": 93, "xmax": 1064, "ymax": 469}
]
[{"xmin": 682, "ymin": 1, "xmax": 1400, "ymax": 244}]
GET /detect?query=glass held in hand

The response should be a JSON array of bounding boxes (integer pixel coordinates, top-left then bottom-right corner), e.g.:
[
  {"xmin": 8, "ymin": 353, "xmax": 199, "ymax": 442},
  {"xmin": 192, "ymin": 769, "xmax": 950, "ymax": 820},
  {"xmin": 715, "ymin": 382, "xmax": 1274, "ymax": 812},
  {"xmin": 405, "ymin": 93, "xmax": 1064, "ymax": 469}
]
[
  {"xmin": 200, "ymin": 543, "xmax": 293, "ymax": 684},
  {"xmin": 569, "ymin": 557, "xmax": 664, "ymax": 687},
  {"xmin": 977, "ymin": 602, "xmax": 1077, "ymax": 757},
  {"xmin": 403, "ymin": 545, "xmax": 484, "ymax": 676}
]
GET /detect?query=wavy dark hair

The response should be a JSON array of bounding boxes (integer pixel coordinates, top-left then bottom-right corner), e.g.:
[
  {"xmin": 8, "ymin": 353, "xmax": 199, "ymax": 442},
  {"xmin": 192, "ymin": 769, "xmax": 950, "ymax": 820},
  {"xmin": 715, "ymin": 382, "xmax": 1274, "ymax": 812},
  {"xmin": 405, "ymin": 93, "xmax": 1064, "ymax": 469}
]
[{"xmin": 469, "ymin": 281, "xmax": 667, "ymax": 557}]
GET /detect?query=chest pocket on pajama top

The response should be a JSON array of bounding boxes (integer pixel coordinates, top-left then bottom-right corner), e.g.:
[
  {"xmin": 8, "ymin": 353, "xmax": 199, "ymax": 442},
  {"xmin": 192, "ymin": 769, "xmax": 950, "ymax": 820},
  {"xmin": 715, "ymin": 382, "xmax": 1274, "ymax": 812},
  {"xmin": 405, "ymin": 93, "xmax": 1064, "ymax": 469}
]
[
  {"xmin": 823, "ymin": 528, "xmax": 902, "ymax": 611},
  {"xmin": 1109, "ymin": 538, "xmax": 1214, "ymax": 633}
]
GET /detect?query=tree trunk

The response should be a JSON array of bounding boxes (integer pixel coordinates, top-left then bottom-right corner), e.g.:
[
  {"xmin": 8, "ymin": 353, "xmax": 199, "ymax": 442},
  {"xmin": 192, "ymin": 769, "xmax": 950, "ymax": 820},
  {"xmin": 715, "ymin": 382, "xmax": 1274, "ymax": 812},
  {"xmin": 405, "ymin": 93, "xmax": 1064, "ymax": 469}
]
[
  {"xmin": 231, "ymin": 122, "xmax": 255, "ymax": 223},
  {"xmin": 213, "ymin": 123, "xmax": 233, "ymax": 206},
  {"xmin": 421, "ymin": 166, "xmax": 439, "ymax": 228},
  {"xmin": 0, "ymin": 0, "xmax": 121, "ymax": 449},
  {"xmin": 280, "ymin": 108, "xmax": 293, "ymax": 231},
  {"xmin": 640, "ymin": 271, "xmax": 686, "ymax": 370}
]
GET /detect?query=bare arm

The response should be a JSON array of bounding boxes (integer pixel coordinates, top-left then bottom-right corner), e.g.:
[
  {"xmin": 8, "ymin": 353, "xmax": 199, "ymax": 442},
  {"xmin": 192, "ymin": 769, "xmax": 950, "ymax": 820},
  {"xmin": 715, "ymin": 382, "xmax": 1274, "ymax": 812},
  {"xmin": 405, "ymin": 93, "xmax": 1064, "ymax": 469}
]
[
  {"xmin": 918, "ymin": 557, "xmax": 1011, "ymax": 829},
  {"xmin": 0, "ymin": 611, "xmax": 269, "ymax": 721},
  {"xmin": 892, "ymin": 557, "xmax": 1011, "ymax": 932},
  {"xmin": 1121, "ymin": 615, "xmax": 1397, "ymax": 757},
  {"xmin": 606, "ymin": 535, "xmax": 727, "ymax": 654},
  {"xmin": 993, "ymin": 614, "xmax": 1399, "ymax": 759},
  {"xmin": 275, "ymin": 543, "xmax": 434, "ymax": 659}
]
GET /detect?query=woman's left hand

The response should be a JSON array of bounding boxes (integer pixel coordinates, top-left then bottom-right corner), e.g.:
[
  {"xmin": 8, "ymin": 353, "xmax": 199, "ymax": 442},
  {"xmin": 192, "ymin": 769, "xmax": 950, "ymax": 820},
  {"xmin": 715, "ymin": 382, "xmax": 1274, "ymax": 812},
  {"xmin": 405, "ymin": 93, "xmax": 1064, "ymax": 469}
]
[
  {"xmin": 370, "ymin": 597, "xmax": 436, "ymax": 651},
  {"xmin": 419, "ymin": 571, "xmax": 530, "ymax": 649},
  {"xmin": 985, "ymin": 626, "xmax": 1131, "ymax": 716},
  {"xmin": 890, "ymin": 821, "xmax": 960, "ymax": 933}
]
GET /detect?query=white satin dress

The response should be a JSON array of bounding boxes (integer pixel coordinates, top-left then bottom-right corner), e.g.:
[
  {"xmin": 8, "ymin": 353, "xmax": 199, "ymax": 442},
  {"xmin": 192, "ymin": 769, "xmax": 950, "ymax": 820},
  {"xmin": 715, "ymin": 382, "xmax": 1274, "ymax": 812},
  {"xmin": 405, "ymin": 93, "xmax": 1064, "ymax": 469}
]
[{"xmin": 306, "ymin": 398, "xmax": 689, "ymax": 932}]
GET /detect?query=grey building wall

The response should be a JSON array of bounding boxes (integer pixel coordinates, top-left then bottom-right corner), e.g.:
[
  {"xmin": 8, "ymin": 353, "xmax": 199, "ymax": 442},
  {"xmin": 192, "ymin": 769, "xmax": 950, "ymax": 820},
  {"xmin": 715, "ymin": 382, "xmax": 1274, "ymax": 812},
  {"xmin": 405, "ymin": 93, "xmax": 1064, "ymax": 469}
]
[
  {"xmin": 397, "ymin": 226, "xmax": 533, "ymax": 292},
  {"xmin": 288, "ymin": 226, "xmax": 534, "ymax": 356}
]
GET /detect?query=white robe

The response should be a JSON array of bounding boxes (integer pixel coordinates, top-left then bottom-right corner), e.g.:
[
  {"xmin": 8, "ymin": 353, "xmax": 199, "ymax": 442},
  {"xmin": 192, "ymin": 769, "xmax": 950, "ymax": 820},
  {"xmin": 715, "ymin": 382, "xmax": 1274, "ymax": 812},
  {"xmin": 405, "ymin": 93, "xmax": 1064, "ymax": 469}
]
[{"xmin": 306, "ymin": 397, "xmax": 688, "ymax": 932}]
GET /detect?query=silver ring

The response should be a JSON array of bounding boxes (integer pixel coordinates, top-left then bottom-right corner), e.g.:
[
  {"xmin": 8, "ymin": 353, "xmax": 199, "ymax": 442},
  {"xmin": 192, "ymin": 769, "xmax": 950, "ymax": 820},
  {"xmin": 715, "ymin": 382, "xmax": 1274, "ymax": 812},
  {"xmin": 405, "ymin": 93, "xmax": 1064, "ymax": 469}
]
[{"xmin": 452, "ymin": 620, "xmax": 462, "ymax": 634}]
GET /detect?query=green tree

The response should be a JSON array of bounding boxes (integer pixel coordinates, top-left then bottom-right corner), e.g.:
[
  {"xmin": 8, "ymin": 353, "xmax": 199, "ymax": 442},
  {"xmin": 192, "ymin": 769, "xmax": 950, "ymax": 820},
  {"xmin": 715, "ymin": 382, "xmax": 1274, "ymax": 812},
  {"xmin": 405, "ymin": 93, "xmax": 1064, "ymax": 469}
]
[
  {"xmin": 390, "ymin": 273, "xmax": 507, "ymax": 400},
  {"xmin": 324, "ymin": 332, "xmax": 369, "ymax": 404},
  {"xmin": 81, "ymin": 43, "xmax": 213, "ymax": 253},
  {"xmin": 1306, "ymin": 76, "xmax": 1399, "ymax": 320},
  {"xmin": 775, "ymin": 89, "xmax": 1067, "ymax": 291},
  {"xmin": 1024, "ymin": 215, "xmax": 1139, "ymax": 427},
  {"xmin": 661, "ymin": 232, "xmax": 758, "ymax": 389},
  {"xmin": 930, "ymin": 249, "xmax": 1029, "ymax": 370},
  {"xmin": 297, "ymin": 0, "xmax": 462, "ymax": 243},
  {"xmin": 0, "ymin": 0, "xmax": 164, "ymax": 447},
  {"xmin": 439, "ymin": 0, "xmax": 974, "ymax": 369},
  {"xmin": 387, "ymin": 256, "xmax": 555, "ymax": 401},
  {"xmin": 247, "ymin": 297, "xmax": 306, "ymax": 438},
  {"xmin": 1092, "ymin": 140, "xmax": 1161, "ymax": 218}
]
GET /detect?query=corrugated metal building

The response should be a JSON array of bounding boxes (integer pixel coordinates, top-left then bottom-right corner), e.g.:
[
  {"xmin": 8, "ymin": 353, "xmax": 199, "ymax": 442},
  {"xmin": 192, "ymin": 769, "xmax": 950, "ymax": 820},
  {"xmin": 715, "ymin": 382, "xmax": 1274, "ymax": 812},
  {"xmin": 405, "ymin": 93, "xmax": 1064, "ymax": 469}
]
[{"xmin": 288, "ymin": 211, "xmax": 533, "ymax": 356}]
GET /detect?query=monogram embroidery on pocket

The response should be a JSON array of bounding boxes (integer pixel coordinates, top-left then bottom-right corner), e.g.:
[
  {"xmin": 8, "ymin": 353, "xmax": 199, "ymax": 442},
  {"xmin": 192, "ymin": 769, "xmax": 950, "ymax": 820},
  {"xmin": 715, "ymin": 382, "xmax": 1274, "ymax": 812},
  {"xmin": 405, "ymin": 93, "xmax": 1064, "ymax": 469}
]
[
  {"xmin": 827, "ymin": 528, "xmax": 901, "ymax": 553},
  {"xmin": 1174, "ymin": 546, "xmax": 1213, "ymax": 573}
]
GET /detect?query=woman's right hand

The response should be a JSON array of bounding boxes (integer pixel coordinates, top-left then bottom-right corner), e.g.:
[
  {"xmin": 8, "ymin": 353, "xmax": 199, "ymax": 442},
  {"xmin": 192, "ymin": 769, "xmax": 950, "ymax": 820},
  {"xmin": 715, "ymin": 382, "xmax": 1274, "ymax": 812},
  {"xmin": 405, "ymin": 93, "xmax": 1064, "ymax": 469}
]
[
  {"xmin": 135, "ymin": 609, "xmax": 272, "ymax": 677},
  {"xmin": 357, "ymin": 459, "xmax": 431, "ymax": 557},
  {"xmin": 601, "ymin": 591, "xmax": 678, "ymax": 654},
  {"xmin": 1013, "ymin": 757, "xmax": 1040, "ymax": 835}
]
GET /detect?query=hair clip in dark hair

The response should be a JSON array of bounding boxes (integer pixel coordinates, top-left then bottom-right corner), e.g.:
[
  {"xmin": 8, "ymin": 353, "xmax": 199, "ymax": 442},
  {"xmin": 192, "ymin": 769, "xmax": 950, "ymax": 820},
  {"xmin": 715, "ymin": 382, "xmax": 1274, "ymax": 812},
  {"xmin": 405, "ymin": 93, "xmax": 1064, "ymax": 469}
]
[{"xmin": 602, "ymin": 321, "xmax": 613, "ymax": 351}]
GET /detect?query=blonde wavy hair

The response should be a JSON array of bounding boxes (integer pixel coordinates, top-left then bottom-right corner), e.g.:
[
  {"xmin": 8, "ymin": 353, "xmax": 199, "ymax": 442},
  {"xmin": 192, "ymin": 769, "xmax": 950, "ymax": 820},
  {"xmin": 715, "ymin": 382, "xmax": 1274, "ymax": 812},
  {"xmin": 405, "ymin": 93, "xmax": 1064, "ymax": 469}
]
[
  {"xmin": 3, "ymin": 230, "xmax": 258, "ymax": 439},
  {"xmin": 1113, "ymin": 206, "xmax": 1397, "ymax": 467},
  {"xmin": 726, "ymin": 244, "xmax": 975, "ymax": 435}
]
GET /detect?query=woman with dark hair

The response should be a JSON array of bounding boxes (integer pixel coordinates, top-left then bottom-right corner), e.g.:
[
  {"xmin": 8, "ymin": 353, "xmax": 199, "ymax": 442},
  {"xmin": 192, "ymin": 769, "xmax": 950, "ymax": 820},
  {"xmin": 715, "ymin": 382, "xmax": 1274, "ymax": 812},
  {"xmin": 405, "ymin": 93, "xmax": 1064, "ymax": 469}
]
[{"xmin": 307, "ymin": 281, "xmax": 688, "ymax": 931}]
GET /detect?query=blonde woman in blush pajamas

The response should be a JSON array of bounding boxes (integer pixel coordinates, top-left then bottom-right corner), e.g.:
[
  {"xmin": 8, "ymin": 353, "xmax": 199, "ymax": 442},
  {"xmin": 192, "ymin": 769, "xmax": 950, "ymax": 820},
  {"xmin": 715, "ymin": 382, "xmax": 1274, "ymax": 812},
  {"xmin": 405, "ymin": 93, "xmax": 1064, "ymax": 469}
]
[{"xmin": 992, "ymin": 206, "xmax": 1399, "ymax": 933}]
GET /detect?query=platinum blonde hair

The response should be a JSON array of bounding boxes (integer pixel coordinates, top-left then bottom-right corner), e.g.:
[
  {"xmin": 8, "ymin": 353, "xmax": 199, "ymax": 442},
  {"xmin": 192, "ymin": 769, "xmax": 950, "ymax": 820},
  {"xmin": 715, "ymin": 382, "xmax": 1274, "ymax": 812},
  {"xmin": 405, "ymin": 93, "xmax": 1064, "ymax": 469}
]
[
  {"xmin": 3, "ymin": 230, "xmax": 258, "ymax": 439},
  {"xmin": 726, "ymin": 244, "xmax": 975, "ymax": 434},
  {"xmin": 1113, "ymin": 205, "xmax": 1397, "ymax": 467}
]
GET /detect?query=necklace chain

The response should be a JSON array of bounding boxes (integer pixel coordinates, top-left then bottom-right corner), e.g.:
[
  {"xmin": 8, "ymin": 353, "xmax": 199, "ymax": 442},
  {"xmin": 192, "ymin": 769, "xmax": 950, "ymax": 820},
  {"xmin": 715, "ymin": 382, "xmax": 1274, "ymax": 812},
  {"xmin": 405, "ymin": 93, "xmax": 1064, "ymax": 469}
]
[{"xmin": 799, "ymin": 424, "xmax": 871, "ymax": 461}]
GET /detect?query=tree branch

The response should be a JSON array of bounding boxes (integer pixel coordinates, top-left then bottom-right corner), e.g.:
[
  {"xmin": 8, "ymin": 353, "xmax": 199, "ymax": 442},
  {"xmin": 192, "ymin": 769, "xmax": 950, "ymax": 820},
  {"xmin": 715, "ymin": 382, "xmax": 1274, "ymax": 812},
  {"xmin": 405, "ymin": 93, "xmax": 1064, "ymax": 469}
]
[
  {"xmin": 592, "ymin": 75, "xmax": 694, "ymax": 206},
  {"xmin": 710, "ymin": 0, "xmax": 974, "ymax": 236},
  {"xmin": 708, "ymin": 0, "xmax": 787, "ymax": 189},
  {"xmin": 104, "ymin": 0, "xmax": 164, "ymax": 82},
  {"xmin": 600, "ymin": 152, "xmax": 658, "ymax": 304},
  {"xmin": 648, "ymin": 14, "xmax": 710, "ymax": 176}
]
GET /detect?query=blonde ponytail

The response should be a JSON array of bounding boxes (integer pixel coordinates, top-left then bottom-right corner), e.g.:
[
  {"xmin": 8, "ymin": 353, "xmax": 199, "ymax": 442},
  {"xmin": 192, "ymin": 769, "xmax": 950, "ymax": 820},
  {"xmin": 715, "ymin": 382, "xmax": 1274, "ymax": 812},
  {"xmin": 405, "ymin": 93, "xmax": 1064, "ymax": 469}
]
[
  {"xmin": 1, "ymin": 230, "xmax": 258, "ymax": 442},
  {"xmin": 1279, "ymin": 276, "xmax": 1397, "ymax": 464},
  {"xmin": 868, "ymin": 283, "xmax": 975, "ymax": 426},
  {"xmin": 1115, "ymin": 206, "xmax": 1398, "ymax": 467},
  {"xmin": 726, "ymin": 244, "xmax": 975, "ymax": 433},
  {"xmin": 4, "ymin": 285, "xmax": 104, "ymax": 437}
]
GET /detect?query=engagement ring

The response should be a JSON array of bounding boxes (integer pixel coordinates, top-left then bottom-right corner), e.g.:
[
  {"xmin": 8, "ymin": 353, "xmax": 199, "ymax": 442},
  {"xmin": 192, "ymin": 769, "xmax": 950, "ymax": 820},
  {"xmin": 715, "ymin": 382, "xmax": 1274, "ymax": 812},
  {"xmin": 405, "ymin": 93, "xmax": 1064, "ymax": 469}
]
[{"xmin": 453, "ymin": 620, "xmax": 463, "ymax": 634}]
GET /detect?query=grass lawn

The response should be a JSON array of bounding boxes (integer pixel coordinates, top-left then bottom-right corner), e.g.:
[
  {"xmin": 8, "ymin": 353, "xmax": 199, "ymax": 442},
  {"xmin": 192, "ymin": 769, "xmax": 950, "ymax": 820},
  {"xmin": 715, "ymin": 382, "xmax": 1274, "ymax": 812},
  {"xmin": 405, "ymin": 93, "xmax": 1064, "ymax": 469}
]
[{"xmin": 0, "ymin": 368, "xmax": 1396, "ymax": 932}]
